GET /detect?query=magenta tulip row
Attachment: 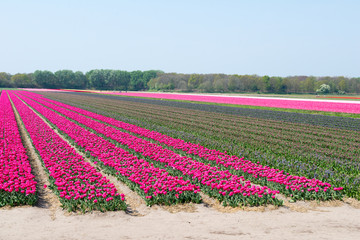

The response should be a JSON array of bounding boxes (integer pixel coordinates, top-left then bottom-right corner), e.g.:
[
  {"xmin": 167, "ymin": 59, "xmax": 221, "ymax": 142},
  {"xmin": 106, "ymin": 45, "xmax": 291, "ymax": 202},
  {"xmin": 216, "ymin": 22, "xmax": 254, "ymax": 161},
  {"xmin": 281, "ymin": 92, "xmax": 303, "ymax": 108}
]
[
  {"xmin": 16, "ymin": 91, "xmax": 282, "ymax": 207},
  {"xmin": 0, "ymin": 91, "xmax": 37, "ymax": 206},
  {"xmin": 59, "ymin": 90, "xmax": 360, "ymax": 114},
  {"xmin": 19, "ymin": 91, "xmax": 344, "ymax": 201},
  {"xmin": 118, "ymin": 92, "xmax": 360, "ymax": 114},
  {"xmin": 46, "ymin": 90, "xmax": 360, "ymax": 114},
  {"xmin": 13, "ymin": 92, "xmax": 202, "ymax": 206},
  {"xmin": 9, "ymin": 92, "xmax": 126, "ymax": 212}
]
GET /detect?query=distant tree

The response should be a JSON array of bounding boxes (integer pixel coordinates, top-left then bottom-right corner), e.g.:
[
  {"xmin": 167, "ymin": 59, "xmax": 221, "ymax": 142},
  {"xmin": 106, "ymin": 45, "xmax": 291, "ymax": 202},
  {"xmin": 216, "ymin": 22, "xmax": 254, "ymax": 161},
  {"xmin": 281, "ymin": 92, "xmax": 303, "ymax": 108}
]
[
  {"xmin": 129, "ymin": 71, "xmax": 144, "ymax": 90},
  {"xmin": 249, "ymin": 75, "xmax": 261, "ymax": 92},
  {"xmin": 269, "ymin": 77, "xmax": 285, "ymax": 93},
  {"xmin": 235, "ymin": 75, "xmax": 251, "ymax": 92},
  {"xmin": 101, "ymin": 69, "xmax": 112, "ymax": 89},
  {"xmin": 262, "ymin": 75, "xmax": 271, "ymax": 92},
  {"xmin": 283, "ymin": 76, "xmax": 302, "ymax": 94},
  {"xmin": 303, "ymin": 76, "xmax": 316, "ymax": 93},
  {"xmin": 85, "ymin": 69, "xmax": 157, "ymax": 90},
  {"xmin": 74, "ymin": 71, "xmax": 87, "ymax": 89},
  {"xmin": 11, "ymin": 73, "xmax": 33, "ymax": 88},
  {"xmin": 0, "ymin": 72, "xmax": 13, "ymax": 87},
  {"xmin": 213, "ymin": 74, "xmax": 228, "ymax": 92},
  {"xmin": 317, "ymin": 76, "xmax": 333, "ymax": 92},
  {"xmin": 188, "ymin": 74, "xmax": 203, "ymax": 90},
  {"xmin": 110, "ymin": 70, "xmax": 131, "ymax": 90},
  {"xmin": 337, "ymin": 78, "xmax": 348, "ymax": 92},
  {"xmin": 86, "ymin": 69, "xmax": 106, "ymax": 89},
  {"xmin": 316, "ymin": 84, "xmax": 331, "ymax": 94},
  {"xmin": 348, "ymin": 77, "xmax": 360, "ymax": 94},
  {"xmin": 55, "ymin": 70, "xmax": 76, "ymax": 88},
  {"xmin": 32, "ymin": 70, "xmax": 58, "ymax": 88},
  {"xmin": 142, "ymin": 70, "xmax": 158, "ymax": 87},
  {"xmin": 228, "ymin": 75, "xmax": 241, "ymax": 92},
  {"xmin": 173, "ymin": 74, "xmax": 190, "ymax": 91},
  {"xmin": 198, "ymin": 80, "xmax": 214, "ymax": 92}
]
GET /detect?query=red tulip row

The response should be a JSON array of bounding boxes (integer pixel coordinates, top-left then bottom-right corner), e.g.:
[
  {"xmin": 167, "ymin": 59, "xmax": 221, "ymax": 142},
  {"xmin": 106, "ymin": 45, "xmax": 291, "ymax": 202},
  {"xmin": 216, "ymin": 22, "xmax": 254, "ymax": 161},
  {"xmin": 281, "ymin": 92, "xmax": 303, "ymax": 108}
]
[
  {"xmin": 17, "ymin": 91, "xmax": 282, "ymax": 207},
  {"xmin": 13, "ymin": 92, "xmax": 202, "ymax": 206},
  {"xmin": 19, "ymin": 91, "xmax": 344, "ymax": 201},
  {"xmin": 9, "ymin": 92, "xmax": 127, "ymax": 212},
  {"xmin": 0, "ymin": 91, "xmax": 37, "ymax": 207}
]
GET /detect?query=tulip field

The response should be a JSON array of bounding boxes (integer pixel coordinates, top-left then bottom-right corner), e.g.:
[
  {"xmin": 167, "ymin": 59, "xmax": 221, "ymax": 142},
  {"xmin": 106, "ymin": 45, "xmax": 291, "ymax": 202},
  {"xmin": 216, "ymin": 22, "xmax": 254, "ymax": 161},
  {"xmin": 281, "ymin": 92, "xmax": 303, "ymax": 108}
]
[{"xmin": 2, "ymin": 89, "xmax": 359, "ymax": 213}]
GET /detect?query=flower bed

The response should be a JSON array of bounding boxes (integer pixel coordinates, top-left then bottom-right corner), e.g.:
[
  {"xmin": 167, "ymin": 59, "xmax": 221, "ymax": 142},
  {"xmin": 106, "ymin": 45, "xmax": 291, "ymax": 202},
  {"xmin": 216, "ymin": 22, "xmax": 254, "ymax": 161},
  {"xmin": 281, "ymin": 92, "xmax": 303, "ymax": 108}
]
[{"xmin": 0, "ymin": 91, "xmax": 37, "ymax": 207}]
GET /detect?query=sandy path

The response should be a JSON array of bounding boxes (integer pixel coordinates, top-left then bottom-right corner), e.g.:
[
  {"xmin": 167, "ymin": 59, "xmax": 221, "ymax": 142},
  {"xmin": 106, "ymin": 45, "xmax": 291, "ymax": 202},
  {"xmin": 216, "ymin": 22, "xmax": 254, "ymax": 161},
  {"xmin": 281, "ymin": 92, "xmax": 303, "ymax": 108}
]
[{"xmin": 1, "ymin": 202, "xmax": 360, "ymax": 240}]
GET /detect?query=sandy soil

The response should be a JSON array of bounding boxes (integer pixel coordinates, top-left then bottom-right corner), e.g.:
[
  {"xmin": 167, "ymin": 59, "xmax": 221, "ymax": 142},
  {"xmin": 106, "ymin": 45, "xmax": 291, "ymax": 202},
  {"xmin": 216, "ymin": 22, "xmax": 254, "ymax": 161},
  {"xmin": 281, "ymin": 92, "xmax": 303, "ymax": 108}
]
[{"xmin": 1, "ymin": 201, "xmax": 360, "ymax": 240}]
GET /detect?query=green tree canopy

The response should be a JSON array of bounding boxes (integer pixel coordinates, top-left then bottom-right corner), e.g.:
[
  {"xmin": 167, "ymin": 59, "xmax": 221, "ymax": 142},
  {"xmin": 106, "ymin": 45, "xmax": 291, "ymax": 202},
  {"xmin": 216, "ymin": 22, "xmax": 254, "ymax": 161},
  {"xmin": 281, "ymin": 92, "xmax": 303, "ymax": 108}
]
[
  {"xmin": 32, "ymin": 70, "xmax": 58, "ymax": 88},
  {"xmin": 55, "ymin": 70, "xmax": 76, "ymax": 88},
  {"xmin": 0, "ymin": 72, "xmax": 13, "ymax": 87},
  {"xmin": 11, "ymin": 73, "xmax": 33, "ymax": 88}
]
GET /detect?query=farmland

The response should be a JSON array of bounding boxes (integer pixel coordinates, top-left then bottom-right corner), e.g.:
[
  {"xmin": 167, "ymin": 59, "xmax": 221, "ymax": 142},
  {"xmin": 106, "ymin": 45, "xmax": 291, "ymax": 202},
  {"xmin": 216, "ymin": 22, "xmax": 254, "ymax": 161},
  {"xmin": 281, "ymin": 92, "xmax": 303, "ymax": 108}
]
[
  {"xmin": 42, "ymin": 91, "xmax": 360, "ymax": 199},
  {"xmin": 1, "ymin": 89, "xmax": 360, "ymax": 239}
]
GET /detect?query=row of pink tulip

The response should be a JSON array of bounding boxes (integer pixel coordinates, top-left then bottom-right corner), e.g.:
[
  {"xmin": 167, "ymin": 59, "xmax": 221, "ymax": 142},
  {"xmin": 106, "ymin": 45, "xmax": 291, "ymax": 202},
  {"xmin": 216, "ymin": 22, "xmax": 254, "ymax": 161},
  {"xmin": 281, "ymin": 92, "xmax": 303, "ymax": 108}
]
[
  {"xmin": 50, "ymin": 90, "xmax": 360, "ymax": 113},
  {"xmin": 17, "ymin": 91, "xmax": 282, "ymax": 207},
  {"xmin": 0, "ymin": 91, "xmax": 37, "ymax": 207},
  {"xmin": 13, "ymin": 92, "xmax": 202, "ymax": 206},
  {"xmin": 112, "ymin": 92, "xmax": 360, "ymax": 114},
  {"xmin": 9, "ymin": 92, "xmax": 127, "ymax": 212},
  {"xmin": 19, "ymin": 91, "xmax": 344, "ymax": 201}
]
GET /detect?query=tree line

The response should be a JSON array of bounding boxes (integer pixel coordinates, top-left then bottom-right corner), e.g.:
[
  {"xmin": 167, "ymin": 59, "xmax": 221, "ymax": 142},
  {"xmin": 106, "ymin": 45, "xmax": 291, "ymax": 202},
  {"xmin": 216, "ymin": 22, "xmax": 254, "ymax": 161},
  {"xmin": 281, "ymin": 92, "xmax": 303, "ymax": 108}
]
[
  {"xmin": 0, "ymin": 70, "xmax": 159, "ymax": 91},
  {"xmin": 1, "ymin": 70, "xmax": 359, "ymax": 94},
  {"xmin": 148, "ymin": 73, "xmax": 360, "ymax": 94}
]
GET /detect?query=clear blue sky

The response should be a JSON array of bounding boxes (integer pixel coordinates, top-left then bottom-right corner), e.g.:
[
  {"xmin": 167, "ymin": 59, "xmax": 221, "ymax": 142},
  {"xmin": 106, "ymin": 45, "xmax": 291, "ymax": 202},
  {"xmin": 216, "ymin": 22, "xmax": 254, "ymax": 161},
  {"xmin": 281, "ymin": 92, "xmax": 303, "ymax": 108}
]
[{"xmin": 1, "ymin": 0, "xmax": 359, "ymax": 77}]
